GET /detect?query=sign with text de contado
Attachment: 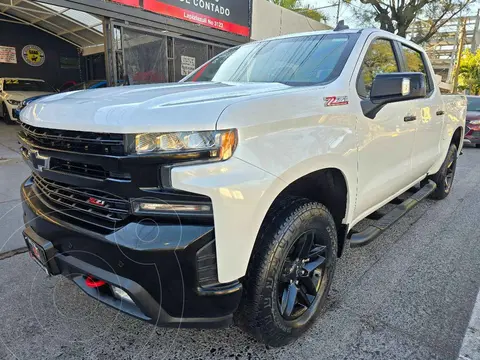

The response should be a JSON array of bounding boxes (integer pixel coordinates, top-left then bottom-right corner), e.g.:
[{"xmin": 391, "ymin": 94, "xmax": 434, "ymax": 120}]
[{"xmin": 111, "ymin": 0, "xmax": 250, "ymax": 37}]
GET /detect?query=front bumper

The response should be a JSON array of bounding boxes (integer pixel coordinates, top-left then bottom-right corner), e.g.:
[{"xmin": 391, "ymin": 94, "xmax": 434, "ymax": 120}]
[
  {"xmin": 465, "ymin": 126, "xmax": 480, "ymax": 145},
  {"xmin": 21, "ymin": 178, "xmax": 242, "ymax": 328},
  {"xmin": 3, "ymin": 102, "xmax": 19, "ymax": 121},
  {"xmin": 464, "ymin": 136, "xmax": 480, "ymax": 145},
  {"xmin": 12, "ymin": 108, "xmax": 20, "ymax": 120}
]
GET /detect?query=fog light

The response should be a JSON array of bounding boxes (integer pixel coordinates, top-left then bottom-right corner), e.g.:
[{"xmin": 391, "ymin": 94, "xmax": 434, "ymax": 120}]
[
  {"xmin": 133, "ymin": 201, "xmax": 212, "ymax": 214},
  {"xmin": 111, "ymin": 286, "xmax": 134, "ymax": 303}
]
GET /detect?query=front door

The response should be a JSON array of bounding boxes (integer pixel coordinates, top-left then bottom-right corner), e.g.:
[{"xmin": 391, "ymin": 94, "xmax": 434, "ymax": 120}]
[{"xmin": 353, "ymin": 38, "xmax": 418, "ymax": 220}]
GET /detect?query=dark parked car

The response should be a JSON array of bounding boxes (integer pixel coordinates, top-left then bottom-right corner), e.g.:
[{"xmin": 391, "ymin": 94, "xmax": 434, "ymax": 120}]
[
  {"xmin": 465, "ymin": 96, "xmax": 480, "ymax": 148},
  {"xmin": 13, "ymin": 80, "xmax": 108, "ymax": 121}
]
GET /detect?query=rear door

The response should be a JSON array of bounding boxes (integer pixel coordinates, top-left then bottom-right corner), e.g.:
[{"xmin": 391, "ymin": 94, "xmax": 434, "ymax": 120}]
[
  {"xmin": 398, "ymin": 43, "xmax": 443, "ymax": 178},
  {"xmin": 353, "ymin": 37, "xmax": 418, "ymax": 219}
]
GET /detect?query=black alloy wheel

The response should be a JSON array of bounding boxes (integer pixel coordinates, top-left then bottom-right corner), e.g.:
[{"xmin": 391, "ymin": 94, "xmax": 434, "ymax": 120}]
[
  {"xmin": 430, "ymin": 143, "xmax": 458, "ymax": 200},
  {"xmin": 278, "ymin": 230, "xmax": 327, "ymax": 320},
  {"xmin": 235, "ymin": 198, "xmax": 337, "ymax": 347},
  {"xmin": 444, "ymin": 156, "xmax": 456, "ymax": 193}
]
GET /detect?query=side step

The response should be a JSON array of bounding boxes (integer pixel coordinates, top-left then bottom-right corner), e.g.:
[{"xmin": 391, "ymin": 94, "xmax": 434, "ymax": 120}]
[{"xmin": 348, "ymin": 180, "xmax": 437, "ymax": 248}]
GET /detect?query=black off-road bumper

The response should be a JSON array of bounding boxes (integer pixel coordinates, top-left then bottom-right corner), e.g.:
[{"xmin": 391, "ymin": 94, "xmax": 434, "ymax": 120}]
[{"xmin": 21, "ymin": 179, "xmax": 242, "ymax": 328}]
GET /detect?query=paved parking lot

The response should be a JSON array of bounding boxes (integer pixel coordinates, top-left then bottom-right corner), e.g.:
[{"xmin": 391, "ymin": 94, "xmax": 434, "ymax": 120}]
[
  {"xmin": 1, "ymin": 121, "xmax": 480, "ymax": 360},
  {"xmin": 0, "ymin": 123, "xmax": 30, "ymax": 255}
]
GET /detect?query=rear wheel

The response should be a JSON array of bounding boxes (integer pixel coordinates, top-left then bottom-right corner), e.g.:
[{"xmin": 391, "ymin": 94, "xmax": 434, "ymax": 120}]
[
  {"xmin": 235, "ymin": 198, "xmax": 337, "ymax": 347},
  {"xmin": 429, "ymin": 144, "xmax": 458, "ymax": 200},
  {"xmin": 476, "ymin": 144, "xmax": 480, "ymax": 149}
]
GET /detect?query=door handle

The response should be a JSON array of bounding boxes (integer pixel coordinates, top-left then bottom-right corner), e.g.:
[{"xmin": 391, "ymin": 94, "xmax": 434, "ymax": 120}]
[
  {"xmin": 404, "ymin": 116, "xmax": 417, "ymax": 122},
  {"xmin": 436, "ymin": 110, "xmax": 445, "ymax": 116}
]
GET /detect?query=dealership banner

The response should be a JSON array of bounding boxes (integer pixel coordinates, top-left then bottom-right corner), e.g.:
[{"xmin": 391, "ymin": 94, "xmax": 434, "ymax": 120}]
[
  {"xmin": 0, "ymin": 46, "xmax": 17, "ymax": 64},
  {"xmin": 110, "ymin": 0, "xmax": 250, "ymax": 37}
]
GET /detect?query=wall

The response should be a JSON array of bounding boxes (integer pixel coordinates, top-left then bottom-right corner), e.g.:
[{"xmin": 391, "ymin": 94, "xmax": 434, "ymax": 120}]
[
  {"xmin": 0, "ymin": 16, "xmax": 82, "ymax": 89},
  {"xmin": 250, "ymin": 0, "xmax": 330, "ymax": 41}
]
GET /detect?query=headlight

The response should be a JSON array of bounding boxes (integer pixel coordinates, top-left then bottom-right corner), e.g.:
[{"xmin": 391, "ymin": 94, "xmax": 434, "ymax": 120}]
[
  {"xmin": 470, "ymin": 119, "xmax": 480, "ymax": 125},
  {"xmin": 7, "ymin": 99, "xmax": 21, "ymax": 106},
  {"xmin": 134, "ymin": 129, "xmax": 237, "ymax": 161}
]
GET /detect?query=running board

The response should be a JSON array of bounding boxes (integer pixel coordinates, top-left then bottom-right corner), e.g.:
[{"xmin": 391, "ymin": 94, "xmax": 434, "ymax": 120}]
[{"xmin": 348, "ymin": 180, "xmax": 437, "ymax": 248}]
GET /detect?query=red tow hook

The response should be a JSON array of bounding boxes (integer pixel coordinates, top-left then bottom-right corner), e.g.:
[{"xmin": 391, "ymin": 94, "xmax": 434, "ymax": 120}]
[{"xmin": 85, "ymin": 276, "xmax": 107, "ymax": 288}]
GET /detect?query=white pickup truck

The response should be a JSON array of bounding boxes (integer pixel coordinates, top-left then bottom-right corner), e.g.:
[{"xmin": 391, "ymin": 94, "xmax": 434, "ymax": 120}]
[
  {"xmin": 19, "ymin": 27, "xmax": 466, "ymax": 347},
  {"xmin": 0, "ymin": 78, "xmax": 55, "ymax": 124}
]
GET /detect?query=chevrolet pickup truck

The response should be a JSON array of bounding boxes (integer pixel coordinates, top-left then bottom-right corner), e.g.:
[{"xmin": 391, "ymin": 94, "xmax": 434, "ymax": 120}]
[{"xmin": 18, "ymin": 27, "xmax": 466, "ymax": 347}]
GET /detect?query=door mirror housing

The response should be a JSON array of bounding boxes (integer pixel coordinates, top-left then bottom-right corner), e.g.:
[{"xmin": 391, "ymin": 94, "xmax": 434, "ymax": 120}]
[{"xmin": 362, "ymin": 72, "xmax": 427, "ymax": 119}]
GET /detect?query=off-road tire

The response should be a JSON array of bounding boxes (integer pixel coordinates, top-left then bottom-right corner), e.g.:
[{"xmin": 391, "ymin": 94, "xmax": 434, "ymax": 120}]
[
  {"xmin": 1, "ymin": 103, "xmax": 14, "ymax": 125},
  {"xmin": 429, "ymin": 143, "xmax": 458, "ymax": 200},
  {"xmin": 235, "ymin": 198, "xmax": 337, "ymax": 347}
]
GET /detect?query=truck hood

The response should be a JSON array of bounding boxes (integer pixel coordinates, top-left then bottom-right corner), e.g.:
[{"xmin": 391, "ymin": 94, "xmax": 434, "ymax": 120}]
[
  {"xmin": 20, "ymin": 82, "xmax": 291, "ymax": 133},
  {"xmin": 7, "ymin": 91, "xmax": 54, "ymax": 101}
]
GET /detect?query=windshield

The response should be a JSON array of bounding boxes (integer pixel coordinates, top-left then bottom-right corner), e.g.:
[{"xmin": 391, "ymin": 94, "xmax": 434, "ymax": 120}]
[
  {"xmin": 65, "ymin": 80, "xmax": 106, "ymax": 92},
  {"xmin": 3, "ymin": 79, "xmax": 54, "ymax": 92},
  {"xmin": 467, "ymin": 97, "xmax": 480, "ymax": 112},
  {"xmin": 183, "ymin": 34, "xmax": 354, "ymax": 86}
]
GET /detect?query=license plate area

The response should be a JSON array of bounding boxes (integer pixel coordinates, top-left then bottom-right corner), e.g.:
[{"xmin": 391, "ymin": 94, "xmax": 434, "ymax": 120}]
[{"xmin": 23, "ymin": 227, "xmax": 59, "ymax": 275}]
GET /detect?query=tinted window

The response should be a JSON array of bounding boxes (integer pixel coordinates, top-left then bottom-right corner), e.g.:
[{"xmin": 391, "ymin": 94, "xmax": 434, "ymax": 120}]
[
  {"xmin": 468, "ymin": 97, "xmax": 480, "ymax": 112},
  {"xmin": 401, "ymin": 45, "xmax": 431, "ymax": 93},
  {"xmin": 3, "ymin": 79, "xmax": 54, "ymax": 92},
  {"xmin": 358, "ymin": 39, "xmax": 399, "ymax": 97},
  {"xmin": 184, "ymin": 35, "xmax": 353, "ymax": 86}
]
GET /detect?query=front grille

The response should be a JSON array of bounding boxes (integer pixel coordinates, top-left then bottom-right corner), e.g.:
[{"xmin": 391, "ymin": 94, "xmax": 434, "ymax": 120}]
[
  {"xmin": 21, "ymin": 123, "xmax": 125, "ymax": 155},
  {"xmin": 32, "ymin": 174, "xmax": 130, "ymax": 230},
  {"xmin": 49, "ymin": 158, "xmax": 108, "ymax": 179}
]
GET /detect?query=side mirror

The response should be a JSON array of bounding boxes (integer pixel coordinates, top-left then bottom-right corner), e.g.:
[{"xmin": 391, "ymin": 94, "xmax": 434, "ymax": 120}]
[{"xmin": 362, "ymin": 72, "xmax": 427, "ymax": 119}]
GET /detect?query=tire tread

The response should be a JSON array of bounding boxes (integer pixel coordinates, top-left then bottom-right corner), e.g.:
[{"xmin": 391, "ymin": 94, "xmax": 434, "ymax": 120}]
[{"xmin": 235, "ymin": 197, "xmax": 337, "ymax": 347}]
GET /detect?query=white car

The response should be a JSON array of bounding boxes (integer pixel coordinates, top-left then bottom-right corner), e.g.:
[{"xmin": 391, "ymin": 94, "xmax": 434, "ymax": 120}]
[
  {"xmin": 0, "ymin": 77, "xmax": 55, "ymax": 124},
  {"xmin": 18, "ymin": 27, "xmax": 466, "ymax": 347}
]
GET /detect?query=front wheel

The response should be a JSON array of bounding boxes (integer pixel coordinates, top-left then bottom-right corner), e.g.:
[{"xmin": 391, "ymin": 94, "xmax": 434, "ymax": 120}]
[
  {"xmin": 429, "ymin": 143, "xmax": 458, "ymax": 200},
  {"xmin": 1, "ymin": 103, "xmax": 14, "ymax": 124},
  {"xmin": 476, "ymin": 144, "xmax": 480, "ymax": 149},
  {"xmin": 235, "ymin": 198, "xmax": 337, "ymax": 347}
]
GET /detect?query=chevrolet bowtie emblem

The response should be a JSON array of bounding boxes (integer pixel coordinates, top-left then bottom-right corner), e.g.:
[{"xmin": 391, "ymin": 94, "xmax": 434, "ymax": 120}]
[{"xmin": 28, "ymin": 149, "xmax": 50, "ymax": 171}]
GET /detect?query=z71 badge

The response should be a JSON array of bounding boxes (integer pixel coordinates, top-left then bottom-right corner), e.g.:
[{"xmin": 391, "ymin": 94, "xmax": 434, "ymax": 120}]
[{"xmin": 324, "ymin": 96, "xmax": 349, "ymax": 107}]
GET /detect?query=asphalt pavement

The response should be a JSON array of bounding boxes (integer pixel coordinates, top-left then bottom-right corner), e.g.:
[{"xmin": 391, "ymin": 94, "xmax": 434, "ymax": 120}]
[
  {"xmin": 0, "ymin": 123, "xmax": 30, "ymax": 254},
  {"xmin": 1, "ymin": 121, "xmax": 480, "ymax": 359}
]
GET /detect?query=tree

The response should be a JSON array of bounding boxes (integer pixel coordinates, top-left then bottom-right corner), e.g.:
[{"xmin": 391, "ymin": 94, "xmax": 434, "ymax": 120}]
[
  {"xmin": 458, "ymin": 49, "xmax": 480, "ymax": 95},
  {"xmin": 271, "ymin": 0, "xmax": 327, "ymax": 22},
  {"xmin": 354, "ymin": 0, "xmax": 474, "ymax": 43}
]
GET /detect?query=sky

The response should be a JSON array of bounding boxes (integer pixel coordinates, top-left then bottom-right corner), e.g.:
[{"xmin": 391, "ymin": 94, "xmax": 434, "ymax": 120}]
[{"xmin": 303, "ymin": 0, "xmax": 480, "ymax": 28}]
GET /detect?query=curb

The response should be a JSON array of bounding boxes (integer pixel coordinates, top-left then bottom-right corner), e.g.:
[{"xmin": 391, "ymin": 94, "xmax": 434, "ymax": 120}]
[
  {"xmin": 458, "ymin": 287, "xmax": 480, "ymax": 360},
  {"xmin": 0, "ymin": 247, "xmax": 28, "ymax": 261}
]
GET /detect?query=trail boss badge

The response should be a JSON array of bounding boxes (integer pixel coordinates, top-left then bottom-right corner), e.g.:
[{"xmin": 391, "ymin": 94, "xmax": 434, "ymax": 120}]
[{"xmin": 22, "ymin": 45, "xmax": 45, "ymax": 67}]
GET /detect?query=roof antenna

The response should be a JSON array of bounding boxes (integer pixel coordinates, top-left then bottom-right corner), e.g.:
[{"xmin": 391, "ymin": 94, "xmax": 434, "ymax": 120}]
[{"xmin": 334, "ymin": 20, "xmax": 349, "ymax": 31}]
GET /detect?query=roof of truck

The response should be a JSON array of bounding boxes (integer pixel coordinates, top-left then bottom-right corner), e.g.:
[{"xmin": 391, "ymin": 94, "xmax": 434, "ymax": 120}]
[
  {"xmin": 258, "ymin": 28, "xmax": 425, "ymax": 54},
  {"xmin": 265, "ymin": 28, "xmax": 363, "ymax": 41}
]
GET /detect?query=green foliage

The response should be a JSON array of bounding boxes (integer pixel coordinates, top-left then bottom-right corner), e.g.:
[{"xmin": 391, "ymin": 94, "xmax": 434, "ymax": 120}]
[
  {"xmin": 360, "ymin": 40, "xmax": 398, "ymax": 94},
  {"xmin": 270, "ymin": 0, "xmax": 327, "ymax": 22},
  {"xmin": 458, "ymin": 49, "xmax": 480, "ymax": 95},
  {"xmin": 354, "ymin": 0, "xmax": 473, "ymax": 43}
]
